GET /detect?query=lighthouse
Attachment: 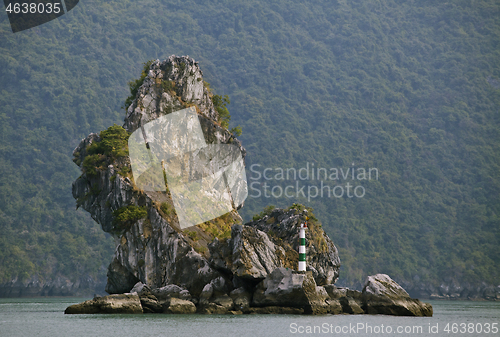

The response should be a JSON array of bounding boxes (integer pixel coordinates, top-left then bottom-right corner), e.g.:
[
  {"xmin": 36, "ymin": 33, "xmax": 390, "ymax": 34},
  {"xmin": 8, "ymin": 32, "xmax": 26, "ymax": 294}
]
[{"xmin": 298, "ymin": 220, "xmax": 307, "ymax": 272}]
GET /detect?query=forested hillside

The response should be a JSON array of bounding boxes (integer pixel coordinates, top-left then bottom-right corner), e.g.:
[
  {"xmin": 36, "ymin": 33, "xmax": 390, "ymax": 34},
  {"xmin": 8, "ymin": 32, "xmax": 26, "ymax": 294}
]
[{"xmin": 0, "ymin": 0, "xmax": 498, "ymax": 293}]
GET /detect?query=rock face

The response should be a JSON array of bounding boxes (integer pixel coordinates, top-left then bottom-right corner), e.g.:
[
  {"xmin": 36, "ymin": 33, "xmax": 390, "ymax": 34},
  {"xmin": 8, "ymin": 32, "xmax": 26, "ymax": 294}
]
[
  {"xmin": 209, "ymin": 225, "xmax": 285, "ymax": 281},
  {"xmin": 209, "ymin": 208, "xmax": 341, "ymax": 287},
  {"xmin": 101, "ymin": 206, "xmax": 222, "ymax": 297},
  {"xmin": 72, "ymin": 55, "xmax": 243, "ymax": 298},
  {"xmin": 123, "ymin": 56, "xmax": 219, "ymax": 134},
  {"xmin": 246, "ymin": 208, "xmax": 341, "ymax": 285}
]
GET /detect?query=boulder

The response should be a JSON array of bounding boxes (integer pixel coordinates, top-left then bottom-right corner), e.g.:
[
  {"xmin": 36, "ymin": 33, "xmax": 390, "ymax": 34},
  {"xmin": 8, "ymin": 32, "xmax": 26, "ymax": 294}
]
[
  {"xmin": 130, "ymin": 282, "xmax": 151, "ymax": 295},
  {"xmin": 210, "ymin": 276, "xmax": 230, "ymax": 297},
  {"xmin": 339, "ymin": 296, "xmax": 364, "ymax": 314},
  {"xmin": 229, "ymin": 287, "xmax": 251, "ymax": 311},
  {"xmin": 199, "ymin": 283, "xmax": 214, "ymax": 303},
  {"xmin": 65, "ymin": 299, "xmax": 100, "ymax": 314},
  {"xmin": 209, "ymin": 225, "xmax": 284, "ymax": 281},
  {"xmin": 199, "ymin": 276, "xmax": 231, "ymax": 305},
  {"xmin": 198, "ymin": 277, "xmax": 235, "ymax": 314},
  {"xmin": 199, "ymin": 278, "xmax": 236, "ymax": 314},
  {"xmin": 346, "ymin": 289, "xmax": 364, "ymax": 300},
  {"xmin": 362, "ymin": 293, "xmax": 433, "ymax": 316},
  {"xmin": 252, "ymin": 267, "xmax": 329, "ymax": 314},
  {"xmin": 326, "ymin": 299, "xmax": 343, "ymax": 314},
  {"xmin": 139, "ymin": 294, "xmax": 162, "ymax": 313},
  {"xmin": 363, "ymin": 274, "xmax": 410, "ymax": 299},
  {"xmin": 152, "ymin": 284, "xmax": 191, "ymax": 302},
  {"xmin": 361, "ymin": 274, "xmax": 433, "ymax": 317},
  {"xmin": 323, "ymin": 285, "xmax": 347, "ymax": 300},
  {"xmin": 200, "ymin": 303, "xmax": 229, "ymax": 314},
  {"xmin": 213, "ymin": 294, "xmax": 234, "ymax": 310},
  {"xmin": 165, "ymin": 297, "xmax": 197, "ymax": 314},
  {"xmin": 230, "ymin": 225, "xmax": 284, "ymax": 280},
  {"xmin": 65, "ymin": 294, "xmax": 143, "ymax": 314}
]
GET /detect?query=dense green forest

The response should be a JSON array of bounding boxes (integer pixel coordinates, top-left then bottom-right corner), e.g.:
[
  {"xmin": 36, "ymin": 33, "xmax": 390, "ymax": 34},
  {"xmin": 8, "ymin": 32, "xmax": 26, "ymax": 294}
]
[{"xmin": 0, "ymin": 0, "xmax": 498, "ymax": 290}]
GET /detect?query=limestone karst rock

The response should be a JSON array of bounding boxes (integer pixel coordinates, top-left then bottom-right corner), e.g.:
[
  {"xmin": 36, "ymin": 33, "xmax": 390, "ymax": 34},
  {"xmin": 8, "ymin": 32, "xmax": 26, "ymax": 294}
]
[
  {"xmin": 67, "ymin": 55, "xmax": 430, "ymax": 317},
  {"xmin": 72, "ymin": 56, "xmax": 244, "ymax": 297},
  {"xmin": 72, "ymin": 55, "xmax": 341, "ymax": 299},
  {"xmin": 208, "ymin": 207, "xmax": 341, "ymax": 287}
]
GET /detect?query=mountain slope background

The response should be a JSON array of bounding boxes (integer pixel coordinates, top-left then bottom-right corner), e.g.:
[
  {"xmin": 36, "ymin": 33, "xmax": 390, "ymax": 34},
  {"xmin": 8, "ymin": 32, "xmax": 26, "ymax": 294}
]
[{"xmin": 0, "ymin": 0, "xmax": 498, "ymax": 292}]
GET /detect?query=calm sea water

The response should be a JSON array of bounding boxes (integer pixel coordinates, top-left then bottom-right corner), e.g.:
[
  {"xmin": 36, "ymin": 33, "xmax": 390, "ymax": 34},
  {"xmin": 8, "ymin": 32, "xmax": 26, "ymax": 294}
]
[{"xmin": 0, "ymin": 298, "xmax": 498, "ymax": 337}]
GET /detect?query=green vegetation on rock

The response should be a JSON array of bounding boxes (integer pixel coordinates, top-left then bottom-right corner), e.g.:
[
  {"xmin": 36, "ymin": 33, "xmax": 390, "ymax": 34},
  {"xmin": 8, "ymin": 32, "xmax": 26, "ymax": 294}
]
[
  {"xmin": 113, "ymin": 205, "xmax": 147, "ymax": 232},
  {"xmin": 81, "ymin": 124, "xmax": 130, "ymax": 176},
  {"xmin": 197, "ymin": 212, "xmax": 236, "ymax": 241},
  {"xmin": 212, "ymin": 94, "xmax": 231, "ymax": 128},
  {"xmin": 159, "ymin": 202, "xmax": 173, "ymax": 216},
  {"xmin": 124, "ymin": 60, "xmax": 154, "ymax": 110},
  {"xmin": 89, "ymin": 124, "xmax": 130, "ymax": 158},
  {"xmin": 210, "ymin": 90, "xmax": 242, "ymax": 136},
  {"xmin": 252, "ymin": 205, "xmax": 276, "ymax": 221}
]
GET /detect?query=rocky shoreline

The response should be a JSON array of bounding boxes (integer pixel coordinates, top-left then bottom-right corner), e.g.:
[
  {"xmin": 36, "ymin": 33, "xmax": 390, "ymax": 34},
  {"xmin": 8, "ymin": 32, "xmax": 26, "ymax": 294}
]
[
  {"xmin": 66, "ymin": 272, "xmax": 432, "ymax": 316},
  {"xmin": 0, "ymin": 276, "xmax": 106, "ymax": 298},
  {"xmin": 336, "ymin": 280, "xmax": 500, "ymax": 302},
  {"xmin": 402, "ymin": 283, "xmax": 500, "ymax": 301},
  {"xmin": 2, "ymin": 278, "xmax": 496, "ymax": 301}
]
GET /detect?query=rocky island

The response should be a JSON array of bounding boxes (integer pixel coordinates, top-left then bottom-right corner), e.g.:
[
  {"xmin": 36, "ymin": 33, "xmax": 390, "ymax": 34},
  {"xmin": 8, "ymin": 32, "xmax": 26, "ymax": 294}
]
[{"xmin": 66, "ymin": 55, "xmax": 432, "ymax": 316}]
